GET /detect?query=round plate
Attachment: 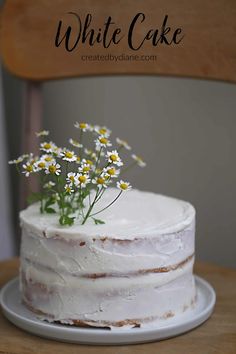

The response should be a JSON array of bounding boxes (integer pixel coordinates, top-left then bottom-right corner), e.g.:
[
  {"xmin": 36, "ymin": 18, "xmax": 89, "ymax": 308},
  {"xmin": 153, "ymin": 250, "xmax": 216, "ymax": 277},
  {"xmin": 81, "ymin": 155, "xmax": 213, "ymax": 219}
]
[{"xmin": 0, "ymin": 276, "xmax": 215, "ymax": 345}]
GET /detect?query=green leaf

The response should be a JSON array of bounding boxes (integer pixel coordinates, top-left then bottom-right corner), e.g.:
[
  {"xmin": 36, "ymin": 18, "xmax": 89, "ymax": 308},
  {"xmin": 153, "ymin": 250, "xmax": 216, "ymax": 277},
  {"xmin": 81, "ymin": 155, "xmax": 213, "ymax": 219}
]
[
  {"xmin": 45, "ymin": 207, "xmax": 56, "ymax": 214},
  {"xmin": 45, "ymin": 196, "xmax": 55, "ymax": 208},
  {"xmin": 92, "ymin": 218, "xmax": 105, "ymax": 225},
  {"xmin": 59, "ymin": 215, "xmax": 75, "ymax": 226}
]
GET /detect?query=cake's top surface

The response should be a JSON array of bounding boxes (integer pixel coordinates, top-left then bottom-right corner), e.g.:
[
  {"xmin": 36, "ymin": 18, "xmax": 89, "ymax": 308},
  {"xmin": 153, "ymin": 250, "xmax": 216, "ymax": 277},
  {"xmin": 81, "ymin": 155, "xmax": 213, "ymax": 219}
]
[{"xmin": 20, "ymin": 188, "xmax": 195, "ymax": 239}]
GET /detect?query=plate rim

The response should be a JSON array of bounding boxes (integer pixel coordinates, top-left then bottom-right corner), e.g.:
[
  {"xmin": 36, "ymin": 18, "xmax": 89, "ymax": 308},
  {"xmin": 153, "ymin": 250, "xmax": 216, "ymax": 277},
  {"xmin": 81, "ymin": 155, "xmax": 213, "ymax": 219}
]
[{"xmin": 0, "ymin": 275, "xmax": 216, "ymax": 344}]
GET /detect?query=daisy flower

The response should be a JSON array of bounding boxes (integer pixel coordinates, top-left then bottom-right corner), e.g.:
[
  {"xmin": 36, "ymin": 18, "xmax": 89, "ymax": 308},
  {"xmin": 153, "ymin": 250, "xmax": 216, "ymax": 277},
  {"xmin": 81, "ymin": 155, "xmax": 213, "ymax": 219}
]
[
  {"xmin": 36, "ymin": 130, "xmax": 49, "ymax": 137},
  {"xmin": 64, "ymin": 184, "xmax": 74, "ymax": 194},
  {"xmin": 45, "ymin": 163, "xmax": 61, "ymax": 176},
  {"xmin": 69, "ymin": 138, "xmax": 83, "ymax": 148},
  {"xmin": 78, "ymin": 162, "xmax": 91, "ymax": 174},
  {"xmin": 131, "ymin": 154, "xmax": 146, "ymax": 167},
  {"xmin": 22, "ymin": 162, "xmax": 35, "ymax": 177},
  {"xmin": 8, "ymin": 155, "xmax": 25, "ymax": 165},
  {"xmin": 66, "ymin": 172, "xmax": 77, "ymax": 184},
  {"xmin": 106, "ymin": 150, "xmax": 123, "ymax": 166},
  {"xmin": 74, "ymin": 173, "xmax": 90, "ymax": 188},
  {"xmin": 40, "ymin": 141, "xmax": 57, "ymax": 153},
  {"xmin": 117, "ymin": 180, "xmax": 132, "ymax": 191},
  {"xmin": 40, "ymin": 154, "xmax": 56, "ymax": 165},
  {"xmin": 74, "ymin": 122, "xmax": 91, "ymax": 131},
  {"xmin": 116, "ymin": 137, "xmax": 131, "ymax": 150},
  {"xmin": 103, "ymin": 166, "xmax": 120, "ymax": 178},
  {"xmin": 43, "ymin": 181, "xmax": 55, "ymax": 189},
  {"xmin": 34, "ymin": 159, "xmax": 47, "ymax": 171},
  {"xmin": 95, "ymin": 136, "xmax": 112, "ymax": 149},
  {"xmin": 94, "ymin": 125, "xmax": 111, "ymax": 137},
  {"xmin": 61, "ymin": 150, "xmax": 77, "ymax": 162},
  {"xmin": 92, "ymin": 176, "xmax": 108, "ymax": 189}
]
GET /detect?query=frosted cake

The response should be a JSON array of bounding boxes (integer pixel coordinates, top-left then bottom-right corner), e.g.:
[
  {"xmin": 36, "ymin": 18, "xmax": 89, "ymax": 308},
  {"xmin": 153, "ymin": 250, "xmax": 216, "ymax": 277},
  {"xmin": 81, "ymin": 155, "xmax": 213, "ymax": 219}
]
[{"xmin": 19, "ymin": 188, "xmax": 196, "ymax": 329}]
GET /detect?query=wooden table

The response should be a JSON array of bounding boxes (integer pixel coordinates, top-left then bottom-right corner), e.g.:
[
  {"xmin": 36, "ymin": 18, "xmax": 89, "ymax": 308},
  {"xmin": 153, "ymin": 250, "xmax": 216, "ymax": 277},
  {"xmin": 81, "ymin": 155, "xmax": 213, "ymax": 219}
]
[{"xmin": 0, "ymin": 258, "xmax": 236, "ymax": 354}]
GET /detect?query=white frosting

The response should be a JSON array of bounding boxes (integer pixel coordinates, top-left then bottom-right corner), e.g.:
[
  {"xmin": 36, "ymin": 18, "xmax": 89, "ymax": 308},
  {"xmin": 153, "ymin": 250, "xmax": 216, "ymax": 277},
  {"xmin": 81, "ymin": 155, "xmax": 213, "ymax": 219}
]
[
  {"xmin": 19, "ymin": 188, "xmax": 196, "ymax": 329},
  {"xmin": 20, "ymin": 188, "xmax": 195, "ymax": 239}
]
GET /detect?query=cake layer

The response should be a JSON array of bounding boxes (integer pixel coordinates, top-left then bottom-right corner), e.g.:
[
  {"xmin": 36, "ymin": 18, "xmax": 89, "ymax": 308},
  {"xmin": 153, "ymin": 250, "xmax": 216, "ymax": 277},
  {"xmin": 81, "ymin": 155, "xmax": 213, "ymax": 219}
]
[{"xmin": 20, "ymin": 256, "xmax": 196, "ymax": 328}]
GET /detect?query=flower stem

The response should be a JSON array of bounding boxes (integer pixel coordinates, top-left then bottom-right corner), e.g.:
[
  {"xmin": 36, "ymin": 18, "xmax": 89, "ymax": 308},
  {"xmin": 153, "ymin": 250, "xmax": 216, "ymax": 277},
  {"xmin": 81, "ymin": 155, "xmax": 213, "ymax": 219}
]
[{"xmin": 90, "ymin": 190, "xmax": 122, "ymax": 218}]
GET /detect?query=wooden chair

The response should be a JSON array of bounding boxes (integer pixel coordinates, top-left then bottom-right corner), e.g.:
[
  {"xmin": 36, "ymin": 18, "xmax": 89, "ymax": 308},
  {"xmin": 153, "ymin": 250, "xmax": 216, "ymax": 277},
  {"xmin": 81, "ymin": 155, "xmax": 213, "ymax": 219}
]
[{"xmin": 1, "ymin": 0, "xmax": 236, "ymax": 207}]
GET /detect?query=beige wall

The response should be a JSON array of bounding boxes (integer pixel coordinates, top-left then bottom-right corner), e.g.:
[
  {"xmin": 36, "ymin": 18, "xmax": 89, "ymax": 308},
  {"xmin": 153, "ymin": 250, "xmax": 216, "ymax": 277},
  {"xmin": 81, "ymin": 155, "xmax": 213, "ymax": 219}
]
[{"xmin": 42, "ymin": 76, "xmax": 236, "ymax": 268}]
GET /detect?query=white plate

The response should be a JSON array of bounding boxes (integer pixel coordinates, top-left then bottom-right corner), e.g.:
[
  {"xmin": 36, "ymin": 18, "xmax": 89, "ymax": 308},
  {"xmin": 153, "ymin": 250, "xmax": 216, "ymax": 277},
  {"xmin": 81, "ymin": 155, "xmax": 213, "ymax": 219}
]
[{"xmin": 0, "ymin": 276, "xmax": 215, "ymax": 345}]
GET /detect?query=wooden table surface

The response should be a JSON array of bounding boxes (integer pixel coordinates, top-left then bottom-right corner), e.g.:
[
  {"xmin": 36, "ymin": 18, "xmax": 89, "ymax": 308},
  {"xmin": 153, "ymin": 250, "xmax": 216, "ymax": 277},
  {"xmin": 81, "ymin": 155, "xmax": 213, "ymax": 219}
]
[{"xmin": 0, "ymin": 258, "xmax": 236, "ymax": 354}]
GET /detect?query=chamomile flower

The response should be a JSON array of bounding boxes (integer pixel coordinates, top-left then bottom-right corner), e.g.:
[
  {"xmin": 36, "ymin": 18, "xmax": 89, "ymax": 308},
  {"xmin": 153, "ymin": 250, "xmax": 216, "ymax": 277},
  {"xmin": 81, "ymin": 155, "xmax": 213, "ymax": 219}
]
[
  {"xmin": 117, "ymin": 180, "xmax": 132, "ymax": 191},
  {"xmin": 92, "ymin": 176, "xmax": 108, "ymax": 189},
  {"xmin": 131, "ymin": 154, "xmax": 146, "ymax": 167},
  {"xmin": 69, "ymin": 138, "xmax": 83, "ymax": 148},
  {"xmin": 36, "ymin": 130, "xmax": 49, "ymax": 137},
  {"xmin": 64, "ymin": 184, "xmax": 74, "ymax": 194},
  {"xmin": 94, "ymin": 125, "xmax": 111, "ymax": 137},
  {"xmin": 78, "ymin": 162, "xmax": 91, "ymax": 174},
  {"xmin": 67, "ymin": 172, "xmax": 77, "ymax": 184},
  {"xmin": 34, "ymin": 159, "xmax": 47, "ymax": 171},
  {"xmin": 95, "ymin": 136, "xmax": 112, "ymax": 149},
  {"xmin": 40, "ymin": 154, "xmax": 56, "ymax": 164},
  {"xmin": 61, "ymin": 150, "xmax": 77, "ymax": 162},
  {"xmin": 116, "ymin": 137, "xmax": 131, "ymax": 150},
  {"xmin": 22, "ymin": 162, "xmax": 35, "ymax": 177},
  {"xmin": 43, "ymin": 181, "xmax": 55, "ymax": 189},
  {"xmin": 74, "ymin": 173, "xmax": 90, "ymax": 188},
  {"xmin": 74, "ymin": 122, "xmax": 90, "ymax": 131},
  {"xmin": 103, "ymin": 166, "xmax": 120, "ymax": 178},
  {"xmin": 8, "ymin": 155, "xmax": 25, "ymax": 164},
  {"xmin": 106, "ymin": 150, "xmax": 123, "ymax": 166},
  {"xmin": 40, "ymin": 141, "xmax": 56, "ymax": 153},
  {"xmin": 45, "ymin": 163, "xmax": 61, "ymax": 176}
]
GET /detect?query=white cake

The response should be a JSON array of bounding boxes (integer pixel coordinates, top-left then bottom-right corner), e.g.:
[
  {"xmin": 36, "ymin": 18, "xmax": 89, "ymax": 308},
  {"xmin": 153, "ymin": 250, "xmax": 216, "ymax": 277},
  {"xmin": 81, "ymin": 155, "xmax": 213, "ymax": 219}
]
[{"xmin": 19, "ymin": 188, "xmax": 196, "ymax": 329}]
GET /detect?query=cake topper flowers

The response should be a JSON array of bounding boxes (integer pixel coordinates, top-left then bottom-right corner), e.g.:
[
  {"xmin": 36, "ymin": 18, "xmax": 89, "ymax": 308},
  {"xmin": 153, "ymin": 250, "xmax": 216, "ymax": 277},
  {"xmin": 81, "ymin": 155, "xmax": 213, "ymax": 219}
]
[{"xmin": 9, "ymin": 123, "xmax": 146, "ymax": 226}]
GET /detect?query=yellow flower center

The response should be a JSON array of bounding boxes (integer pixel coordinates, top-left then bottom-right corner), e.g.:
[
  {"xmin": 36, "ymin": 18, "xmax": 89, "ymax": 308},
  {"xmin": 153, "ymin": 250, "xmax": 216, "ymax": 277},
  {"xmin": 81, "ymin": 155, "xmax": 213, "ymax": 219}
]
[
  {"xmin": 110, "ymin": 154, "xmax": 118, "ymax": 162},
  {"xmin": 99, "ymin": 137, "xmax": 108, "ymax": 144},
  {"xmin": 120, "ymin": 183, "xmax": 128, "ymax": 190},
  {"xmin": 65, "ymin": 151, "xmax": 73, "ymax": 159},
  {"xmin": 107, "ymin": 168, "xmax": 115, "ymax": 176},
  {"xmin": 69, "ymin": 175, "xmax": 75, "ymax": 182},
  {"xmin": 80, "ymin": 123, "xmax": 87, "ymax": 129},
  {"xmin": 45, "ymin": 156, "xmax": 53, "ymax": 162},
  {"xmin": 83, "ymin": 166, "xmax": 90, "ymax": 172},
  {"xmin": 97, "ymin": 177, "xmax": 105, "ymax": 185},
  {"xmin": 26, "ymin": 165, "xmax": 33, "ymax": 172},
  {"xmin": 86, "ymin": 159, "xmax": 93, "ymax": 165},
  {"xmin": 99, "ymin": 128, "xmax": 107, "ymax": 135},
  {"xmin": 49, "ymin": 165, "xmax": 56, "ymax": 174},
  {"xmin": 79, "ymin": 175, "xmax": 87, "ymax": 183},
  {"xmin": 43, "ymin": 143, "xmax": 51, "ymax": 150},
  {"xmin": 38, "ymin": 162, "xmax": 46, "ymax": 169},
  {"xmin": 66, "ymin": 187, "xmax": 71, "ymax": 193},
  {"xmin": 77, "ymin": 156, "xmax": 81, "ymax": 162}
]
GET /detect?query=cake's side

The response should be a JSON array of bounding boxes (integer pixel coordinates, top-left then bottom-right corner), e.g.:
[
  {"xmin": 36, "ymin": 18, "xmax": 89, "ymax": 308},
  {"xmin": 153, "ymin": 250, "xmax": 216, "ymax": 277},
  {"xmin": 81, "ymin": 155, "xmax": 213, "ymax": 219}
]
[{"xmin": 19, "ymin": 189, "xmax": 196, "ymax": 329}]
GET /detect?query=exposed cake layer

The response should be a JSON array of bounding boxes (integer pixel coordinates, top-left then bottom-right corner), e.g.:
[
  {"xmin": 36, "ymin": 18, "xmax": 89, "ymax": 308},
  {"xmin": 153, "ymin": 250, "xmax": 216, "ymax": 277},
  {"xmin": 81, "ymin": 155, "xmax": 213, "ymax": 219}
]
[
  {"xmin": 20, "ymin": 256, "xmax": 196, "ymax": 329},
  {"xmin": 19, "ymin": 188, "xmax": 196, "ymax": 329}
]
